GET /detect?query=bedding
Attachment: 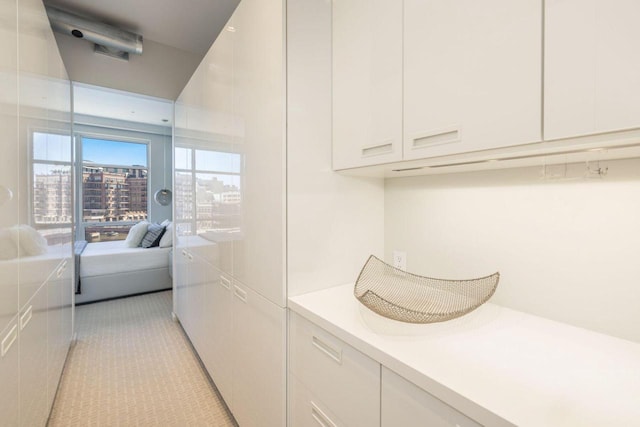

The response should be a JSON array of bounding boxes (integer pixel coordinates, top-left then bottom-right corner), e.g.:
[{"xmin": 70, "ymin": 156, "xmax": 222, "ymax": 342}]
[
  {"xmin": 80, "ymin": 240, "xmax": 171, "ymax": 277},
  {"xmin": 124, "ymin": 220, "xmax": 149, "ymax": 248},
  {"xmin": 140, "ymin": 223, "xmax": 165, "ymax": 248}
]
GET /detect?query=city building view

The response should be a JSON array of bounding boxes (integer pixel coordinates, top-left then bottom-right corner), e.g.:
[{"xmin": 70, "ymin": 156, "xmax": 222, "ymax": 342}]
[
  {"xmin": 33, "ymin": 166, "xmax": 73, "ymax": 225},
  {"xmin": 82, "ymin": 164, "xmax": 148, "ymax": 242},
  {"xmin": 174, "ymin": 147, "xmax": 242, "ymax": 236}
]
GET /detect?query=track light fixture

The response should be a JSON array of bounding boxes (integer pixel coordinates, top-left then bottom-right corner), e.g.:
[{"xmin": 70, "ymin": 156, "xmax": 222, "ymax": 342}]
[{"xmin": 46, "ymin": 6, "xmax": 143, "ymax": 61}]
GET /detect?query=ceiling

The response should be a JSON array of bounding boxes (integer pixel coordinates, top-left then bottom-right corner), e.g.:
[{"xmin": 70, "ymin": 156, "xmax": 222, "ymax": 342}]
[
  {"xmin": 43, "ymin": 0, "xmax": 240, "ymax": 100},
  {"xmin": 74, "ymin": 83, "xmax": 174, "ymax": 126}
]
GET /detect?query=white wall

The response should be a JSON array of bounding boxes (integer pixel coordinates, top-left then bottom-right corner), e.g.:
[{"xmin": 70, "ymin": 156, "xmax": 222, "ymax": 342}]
[
  {"xmin": 385, "ymin": 158, "xmax": 640, "ymax": 343},
  {"xmin": 286, "ymin": 0, "xmax": 385, "ymax": 297}
]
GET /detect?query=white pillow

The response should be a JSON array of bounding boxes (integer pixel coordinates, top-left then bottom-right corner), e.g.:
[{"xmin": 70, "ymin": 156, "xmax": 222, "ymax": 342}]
[
  {"xmin": 125, "ymin": 221, "xmax": 149, "ymax": 248},
  {"xmin": 0, "ymin": 228, "xmax": 18, "ymax": 260},
  {"xmin": 10, "ymin": 225, "xmax": 48, "ymax": 256},
  {"xmin": 159, "ymin": 222, "xmax": 173, "ymax": 248}
]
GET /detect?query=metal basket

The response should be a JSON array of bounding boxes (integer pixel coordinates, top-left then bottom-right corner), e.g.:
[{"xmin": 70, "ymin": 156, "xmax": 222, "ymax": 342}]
[{"xmin": 354, "ymin": 255, "xmax": 500, "ymax": 324}]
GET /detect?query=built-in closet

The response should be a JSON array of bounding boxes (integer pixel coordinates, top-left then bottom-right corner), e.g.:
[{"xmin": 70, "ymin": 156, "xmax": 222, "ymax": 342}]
[
  {"xmin": 0, "ymin": 0, "xmax": 73, "ymax": 424},
  {"xmin": 173, "ymin": 0, "xmax": 383, "ymax": 425}
]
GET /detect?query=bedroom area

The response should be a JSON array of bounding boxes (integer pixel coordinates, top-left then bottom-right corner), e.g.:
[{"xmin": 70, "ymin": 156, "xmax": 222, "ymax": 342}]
[{"xmin": 71, "ymin": 83, "xmax": 174, "ymax": 305}]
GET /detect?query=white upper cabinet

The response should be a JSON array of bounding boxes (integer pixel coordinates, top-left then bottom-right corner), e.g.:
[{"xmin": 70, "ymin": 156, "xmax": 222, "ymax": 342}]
[
  {"xmin": 332, "ymin": 0, "xmax": 403, "ymax": 169},
  {"xmin": 403, "ymin": 0, "xmax": 541, "ymax": 160},
  {"xmin": 544, "ymin": 0, "xmax": 640, "ymax": 140},
  {"xmin": 332, "ymin": 0, "xmax": 542, "ymax": 170}
]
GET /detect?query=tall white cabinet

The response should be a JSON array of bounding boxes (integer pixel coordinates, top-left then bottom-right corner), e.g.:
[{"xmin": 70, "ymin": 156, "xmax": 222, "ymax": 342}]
[
  {"xmin": 175, "ymin": 0, "xmax": 386, "ymax": 425},
  {"xmin": 174, "ymin": 0, "xmax": 286, "ymax": 425},
  {"xmin": 0, "ymin": 0, "xmax": 73, "ymax": 424}
]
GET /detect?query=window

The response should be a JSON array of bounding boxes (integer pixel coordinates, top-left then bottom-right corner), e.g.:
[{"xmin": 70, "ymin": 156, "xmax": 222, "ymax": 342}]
[
  {"xmin": 32, "ymin": 132, "xmax": 73, "ymax": 225},
  {"xmin": 174, "ymin": 147, "xmax": 241, "ymax": 236},
  {"xmin": 81, "ymin": 137, "xmax": 148, "ymax": 242},
  {"xmin": 31, "ymin": 131, "xmax": 73, "ymax": 246}
]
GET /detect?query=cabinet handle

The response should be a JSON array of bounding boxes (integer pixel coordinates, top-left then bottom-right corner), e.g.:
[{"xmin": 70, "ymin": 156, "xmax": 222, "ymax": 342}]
[
  {"xmin": 411, "ymin": 127, "xmax": 460, "ymax": 149},
  {"xmin": 310, "ymin": 401, "xmax": 337, "ymax": 427},
  {"xmin": 20, "ymin": 305, "xmax": 33, "ymax": 331},
  {"xmin": 220, "ymin": 276, "xmax": 231, "ymax": 290},
  {"xmin": 182, "ymin": 250, "xmax": 188, "ymax": 257},
  {"xmin": 56, "ymin": 260, "xmax": 67, "ymax": 278},
  {"xmin": 187, "ymin": 253, "xmax": 193, "ymax": 261},
  {"xmin": 233, "ymin": 285, "xmax": 247, "ymax": 303},
  {"xmin": 361, "ymin": 141, "xmax": 394, "ymax": 157},
  {"xmin": 1, "ymin": 324, "xmax": 17, "ymax": 357},
  {"xmin": 312, "ymin": 335, "xmax": 342, "ymax": 364}
]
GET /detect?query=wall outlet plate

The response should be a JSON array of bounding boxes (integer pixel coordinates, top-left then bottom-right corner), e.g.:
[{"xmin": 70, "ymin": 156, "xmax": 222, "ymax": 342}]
[{"xmin": 393, "ymin": 250, "xmax": 407, "ymax": 271}]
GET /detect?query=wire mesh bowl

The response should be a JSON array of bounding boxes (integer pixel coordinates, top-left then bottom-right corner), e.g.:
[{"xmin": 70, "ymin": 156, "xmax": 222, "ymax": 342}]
[{"xmin": 354, "ymin": 255, "xmax": 500, "ymax": 324}]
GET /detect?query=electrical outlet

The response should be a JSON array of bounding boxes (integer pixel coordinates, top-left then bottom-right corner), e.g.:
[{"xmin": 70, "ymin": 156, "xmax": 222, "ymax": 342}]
[{"xmin": 393, "ymin": 250, "xmax": 406, "ymax": 271}]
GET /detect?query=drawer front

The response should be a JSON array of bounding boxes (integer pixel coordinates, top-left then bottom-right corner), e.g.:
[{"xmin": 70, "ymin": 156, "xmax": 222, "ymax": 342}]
[
  {"xmin": 289, "ymin": 313, "xmax": 380, "ymax": 427},
  {"xmin": 382, "ymin": 367, "xmax": 481, "ymax": 427},
  {"xmin": 290, "ymin": 375, "xmax": 344, "ymax": 427}
]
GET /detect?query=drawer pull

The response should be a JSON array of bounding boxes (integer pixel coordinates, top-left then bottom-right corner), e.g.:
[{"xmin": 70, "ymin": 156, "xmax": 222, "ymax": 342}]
[
  {"xmin": 412, "ymin": 127, "xmax": 459, "ymax": 149},
  {"xmin": 20, "ymin": 305, "xmax": 33, "ymax": 330},
  {"xmin": 1, "ymin": 324, "xmax": 17, "ymax": 357},
  {"xmin": 220, "ymin": 276, "xmax": 231, "ymax": 290},
  {"xmin": 361, "ymin": 141, "xmax": 393, "ymax": 157},
  {"xmin": 182, "ymin": 250, "xmax": 188, "ymax": 257},
  {"xmin": 187, "ymin": 253, "xmax": 193, "ymax": 261},
  {"xmin": 56, "ymin": 261, "xmax": 67, "ymax": 278},
  {"xmin": 234, "ymin": 285, "xmax": 247, "ymax": 303},
  {"xmin": 310, "ymin": 401, "xmax": 337, "ymax": 427},
  {"xmin": 312, "ymin": 335, "xmax": 342, "ymax": 364}
]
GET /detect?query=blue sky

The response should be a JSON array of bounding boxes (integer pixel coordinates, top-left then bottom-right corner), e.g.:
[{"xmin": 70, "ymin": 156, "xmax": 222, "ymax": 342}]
[{"xmin": 83, "ymin": 138, "xmax": 147, "ymax": 167}]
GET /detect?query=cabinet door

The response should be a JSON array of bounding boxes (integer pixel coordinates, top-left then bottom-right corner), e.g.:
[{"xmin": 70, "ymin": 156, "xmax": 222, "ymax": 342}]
[
  {"xmin": 195, "ymin": 19, "xmax": 238, "ymax": 278},
  {"xmin": 0, "ymin": 318, "xmax": 20, "ymax": 427},
  {"xmin": 381, "ymin": 367, "xmax": 480, "ymax": 427},
  {"xmin": 289, "ymin": 313, "xmax": 380, "ymax": 427},
  {"xmin": 203, "ymin": 268, "xmax": 233, "ymax": 407},
  {"xmin": 404, "ymin": 0, "xmax": 541, "ymax": 160},
  {"xmin": 231, "ymin": 0, "xmax": 285, "ymax": 307},
  {"xmin": 232, "ymin": 281, "xmax": 286, "ymax": 427},
  {"xmin": 47, "ymin": 259, "xmax": 71, "ymax": 408},
  {"xmin": 174, "ymin": 244, "xmax": 190, "ymax": 330},
  {"xmin": 186, "ymin": 251, "xmax": 207, "ymax": 356},
  {"xmin": 332, "ymin": 0, "xmax": 403, "ymax": 169},
  {"xmin": 20, "ymin": 285, "xmax": 49, "ymax": 427},
  {"xmin": 544, "ymin": 0, "xmax": 640, "ymax": 140},
  {"xmin": 0, "ymin": 0, "xmax": 19, "ymax": 336}
]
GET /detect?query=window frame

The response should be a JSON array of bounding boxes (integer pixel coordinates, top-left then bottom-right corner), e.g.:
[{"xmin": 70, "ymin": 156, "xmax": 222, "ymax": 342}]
[
  {"xmin": 76, "ymin": 132, "xmax": 151, "ymax": 240},
  {"xmin": 30, "ymin": 128, "xmax": 74, "ymax": 229},
  {"xmin": 174, "ymin": 146, "xmax": 242, "ymax": 235}
]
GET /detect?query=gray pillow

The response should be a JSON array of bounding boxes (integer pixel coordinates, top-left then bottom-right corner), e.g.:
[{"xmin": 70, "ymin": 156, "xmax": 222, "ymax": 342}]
[{"xmin": 140, "ymin": 223, "xmax": 166, "ymax": 248}]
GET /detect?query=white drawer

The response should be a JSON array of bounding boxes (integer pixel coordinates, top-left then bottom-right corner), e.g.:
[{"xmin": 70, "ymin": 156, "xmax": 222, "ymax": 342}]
[
  {"xmin": 290, "ymin": 374, "xmax": 344, "ymax": 427},
  {"xmin": 382, "ymin": 367, "xmax": 481, "ymax": 427},
  {"xmin": 289, "ymin": 313, "xmax": 380, "ymax": 427}
]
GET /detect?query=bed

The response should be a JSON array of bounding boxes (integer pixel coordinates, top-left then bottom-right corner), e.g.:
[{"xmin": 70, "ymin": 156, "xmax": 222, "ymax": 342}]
[{"xmin": 76, "ymin": 240, "xmax": 172, "ymax": 304}]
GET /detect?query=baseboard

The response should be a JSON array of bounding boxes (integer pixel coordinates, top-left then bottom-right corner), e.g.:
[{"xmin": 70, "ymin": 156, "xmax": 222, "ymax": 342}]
[{"xmin": 75, "ymin": 288, "xmax": 172, "ymax": 306}]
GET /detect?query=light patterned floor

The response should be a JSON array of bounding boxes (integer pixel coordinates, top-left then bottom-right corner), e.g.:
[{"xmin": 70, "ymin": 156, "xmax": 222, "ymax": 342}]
[{"xmin": 48, "ymin": 291, "xmax": 237, "ymax": 426}]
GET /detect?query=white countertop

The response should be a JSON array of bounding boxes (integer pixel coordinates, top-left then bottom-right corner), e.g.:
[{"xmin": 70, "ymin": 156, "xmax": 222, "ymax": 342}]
[{"xmin": 288, "ymin": 283, "xmax": 640, "ymax": 427}]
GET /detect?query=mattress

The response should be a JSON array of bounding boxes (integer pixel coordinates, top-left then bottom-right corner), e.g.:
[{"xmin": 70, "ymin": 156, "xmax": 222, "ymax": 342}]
[{"xmin": 80, "ymin": 240, "xmax": 171, "ymax": 277}]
